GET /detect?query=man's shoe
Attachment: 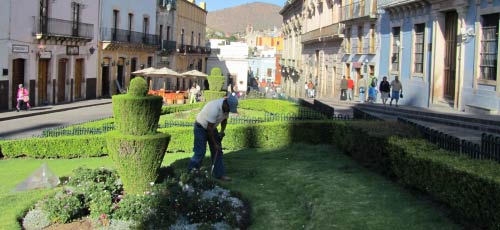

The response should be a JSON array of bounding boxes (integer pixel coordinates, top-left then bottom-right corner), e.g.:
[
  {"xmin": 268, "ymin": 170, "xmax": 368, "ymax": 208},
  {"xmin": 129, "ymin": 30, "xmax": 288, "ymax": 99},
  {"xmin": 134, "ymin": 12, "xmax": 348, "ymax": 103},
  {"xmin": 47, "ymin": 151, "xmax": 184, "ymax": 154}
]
[
  {"xmin": 217, "ymin": 176, "xmax": 232, "ymax": 182},
  {"xmin": 16, "ymin": 109, "xmax": 19, "ymax": 112}
]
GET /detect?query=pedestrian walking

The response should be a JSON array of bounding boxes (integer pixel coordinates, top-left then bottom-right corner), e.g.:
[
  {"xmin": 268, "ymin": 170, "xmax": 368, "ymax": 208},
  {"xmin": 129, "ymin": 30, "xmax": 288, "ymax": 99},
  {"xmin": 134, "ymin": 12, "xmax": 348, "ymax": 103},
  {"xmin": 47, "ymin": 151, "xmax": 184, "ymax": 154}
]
[
  {"xmin": 189, "ymin": 84, "xmax": 197, "ymax": 104},
  {"xmin": 357, "ymin": 75, "xmax": 368, "ymax": 103},
  {"xmin": 16, "ymin": 84, "xmax": 31, "ymax": 112},
  {"xmin": 368, "ymin": 81, "xmax": 378, "ymax": 103},
  {"xmin": 379, "ymin": 76, "xmax": 391, "ymax": 105},
  {"xmin": 340, "ymin": 76, "xmax": 348, "ymax": 101},
  {"xmin": 347, "ymin": 76, "xmax": 354, "ymax": 101},
  {"xmin": 187, "ymin": 94, "xmax": 239, "ymax": 181},
  {"xmin": 390, "ymin": 76, "xmax": 403, "ymax": 107},
  {"xmin": 304, "ymin": 82, "xmax": 309, "ymax": 98}
]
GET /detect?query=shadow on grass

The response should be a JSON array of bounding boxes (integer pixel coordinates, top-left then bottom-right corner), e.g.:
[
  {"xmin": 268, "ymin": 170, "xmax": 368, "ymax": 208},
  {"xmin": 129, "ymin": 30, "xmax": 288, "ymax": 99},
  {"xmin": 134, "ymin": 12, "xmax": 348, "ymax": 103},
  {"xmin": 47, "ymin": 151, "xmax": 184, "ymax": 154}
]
[{"xmin": 166, "ymin": 143, "xmax": 462, "ymax": 230}]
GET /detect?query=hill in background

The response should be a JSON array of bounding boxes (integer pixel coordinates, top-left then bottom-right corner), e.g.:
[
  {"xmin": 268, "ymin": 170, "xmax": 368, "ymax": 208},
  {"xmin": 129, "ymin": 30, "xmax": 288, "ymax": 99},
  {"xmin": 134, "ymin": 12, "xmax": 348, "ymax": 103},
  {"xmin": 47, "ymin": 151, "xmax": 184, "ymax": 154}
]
[{"xmin": 207, "ymin": 2, "xmax": 282, "ymax": 34}]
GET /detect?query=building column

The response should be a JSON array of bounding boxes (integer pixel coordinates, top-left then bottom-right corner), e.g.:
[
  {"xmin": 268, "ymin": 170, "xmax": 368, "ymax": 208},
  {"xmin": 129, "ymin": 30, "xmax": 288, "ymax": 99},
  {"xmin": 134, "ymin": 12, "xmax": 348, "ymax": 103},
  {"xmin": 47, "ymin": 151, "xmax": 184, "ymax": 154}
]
[{"xmin": 456, "ymin": 6, "xmax": 468, "ymax": 110}]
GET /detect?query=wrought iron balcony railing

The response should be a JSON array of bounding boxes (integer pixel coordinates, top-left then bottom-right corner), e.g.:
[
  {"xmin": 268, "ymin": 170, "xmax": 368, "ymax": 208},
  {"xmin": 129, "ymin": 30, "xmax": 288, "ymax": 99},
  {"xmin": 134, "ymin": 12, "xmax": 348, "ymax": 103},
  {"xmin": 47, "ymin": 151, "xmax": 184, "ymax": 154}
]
[
  {"xmin": 33, "ymin": 16, "xmax": 94, "ymax": 40},
  {"xmin": 159, "ymin": 40, "xmax": 177, "ymax": 54},
  {"xmin": 100, "ymin": 27, "xmax": 159, "ymax": 46},
  {"xmin": 301, "ymin": 23, "xmax": 344, "ymax": 44},
  {"xmin": 341, "ymin": 0, "xmax": 377, "ymax": 22}
]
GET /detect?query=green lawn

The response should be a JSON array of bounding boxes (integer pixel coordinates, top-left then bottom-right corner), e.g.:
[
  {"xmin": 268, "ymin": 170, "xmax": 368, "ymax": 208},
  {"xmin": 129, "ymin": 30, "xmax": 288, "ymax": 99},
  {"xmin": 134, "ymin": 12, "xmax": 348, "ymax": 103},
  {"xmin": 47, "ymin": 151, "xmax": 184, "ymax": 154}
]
[
  {"xmin": 0, "ymin": 144, "xmax": 461, "ymax": 230},
  {"xmin": 172, "ymin": 144, "xmax": 462, "ymax": 230}
]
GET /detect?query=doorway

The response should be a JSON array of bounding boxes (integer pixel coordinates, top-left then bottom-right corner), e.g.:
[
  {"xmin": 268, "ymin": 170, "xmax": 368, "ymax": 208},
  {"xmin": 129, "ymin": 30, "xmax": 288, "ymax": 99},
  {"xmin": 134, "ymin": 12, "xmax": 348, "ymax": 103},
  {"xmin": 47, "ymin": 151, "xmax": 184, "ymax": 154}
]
[
  {"xmin": 101, "ymin": 65, "xmax": 110, "ymax": 97},
  {"xmin": 444, "ymin": 11, "xmax": 458, "ymax": 100},
  {"xmin": 117, "ymin": 61, "xmax": 124, "ymax": 94},
  {"xmin": 12, "ymin": 59, "xmax": 25, "ymax": 108},
  {"xmin": 38, "ymin": 59, "xmax": 49, "ymax": 105},
  {"xmin": 75, "ymin": 59, "xmax": 83, "ymax": 100},
  {"xmin": 57, "ymin": 59, "xmax": 67, "ymax": 103}
]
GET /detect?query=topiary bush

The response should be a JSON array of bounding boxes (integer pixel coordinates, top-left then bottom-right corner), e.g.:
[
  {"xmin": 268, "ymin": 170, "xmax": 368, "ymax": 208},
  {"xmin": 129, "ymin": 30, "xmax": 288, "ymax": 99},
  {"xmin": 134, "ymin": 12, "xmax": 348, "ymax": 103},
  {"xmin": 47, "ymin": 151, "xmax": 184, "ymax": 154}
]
[
  {"xmin": 204, "ymin": 67, "xmax": 226, "ymax": 101},
  {"xmin": 106, "ymin": 78, "xmax": 171, "ymax": 195}
]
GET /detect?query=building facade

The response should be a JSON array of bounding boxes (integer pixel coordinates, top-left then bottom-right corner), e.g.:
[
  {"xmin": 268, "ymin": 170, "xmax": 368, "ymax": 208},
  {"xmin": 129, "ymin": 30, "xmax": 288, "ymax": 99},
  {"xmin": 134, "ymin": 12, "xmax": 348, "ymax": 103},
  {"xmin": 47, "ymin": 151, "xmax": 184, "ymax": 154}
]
[
  {"xmin": 280, "ymin": 0, "xmax": 305, "ymax": 98},
  {"xmin": 378, "ymin": 0, "xmax": 500, "ymax": 113},
  {"xmin": 302, "ymin": 0, "xmax": 344, "ymax": 99},
  {"xmin": 341, "ymin": 0, "xmax": 379, "ymax": 100},
  {"xmin": 0, "ymin": 0, "xmax": 99, "ymax": 111},
  {"xmin": 174, "ymin": 0, "xmax": 209, "ymax": 90},
  {"xmin": 98, "ymin": 0, "xmax": 158, "ymax": 97},
  {"xmin": 207, "ymin": 40, "xmax": 249, "ymax": 93}
]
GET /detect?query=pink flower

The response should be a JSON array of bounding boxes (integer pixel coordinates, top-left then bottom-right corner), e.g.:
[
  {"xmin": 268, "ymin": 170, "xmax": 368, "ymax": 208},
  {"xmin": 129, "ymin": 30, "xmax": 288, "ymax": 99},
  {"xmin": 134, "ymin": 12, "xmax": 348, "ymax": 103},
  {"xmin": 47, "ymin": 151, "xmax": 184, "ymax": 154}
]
[{"xmin": 100, "ymin": 213, "xmax": 107, "ymax": 219}]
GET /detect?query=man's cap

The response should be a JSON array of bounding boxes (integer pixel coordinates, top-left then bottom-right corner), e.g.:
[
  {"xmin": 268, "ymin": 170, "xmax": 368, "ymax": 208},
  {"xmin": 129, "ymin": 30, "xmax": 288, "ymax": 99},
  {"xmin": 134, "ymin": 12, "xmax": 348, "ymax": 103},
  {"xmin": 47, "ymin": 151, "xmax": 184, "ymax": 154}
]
[{"xmin": 226, "ymin": 94, "xmax": 238, "ymax": 113}]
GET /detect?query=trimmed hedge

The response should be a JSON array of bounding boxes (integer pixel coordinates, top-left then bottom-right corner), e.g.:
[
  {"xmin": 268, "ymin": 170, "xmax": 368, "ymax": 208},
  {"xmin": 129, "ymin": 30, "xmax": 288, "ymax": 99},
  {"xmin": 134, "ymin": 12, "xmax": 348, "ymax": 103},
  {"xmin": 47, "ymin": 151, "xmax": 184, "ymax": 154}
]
[
  {"xmin": 112, "ymin": 95, "xmax": 163, "ymax": 135},
  {"xmin": 107, "ymin": 131, "xmax": 171, "ymax": 194},
  {"xmin": 203, "ymin": 91, "xmax": 226, "ymax": 102},
  {"xmin": 0, "ymin": 135, "xmax": 107, "ymax": 158},
  {"xmin": 1, "ymin": 120, "xmax": 500, "ymax": 228}
]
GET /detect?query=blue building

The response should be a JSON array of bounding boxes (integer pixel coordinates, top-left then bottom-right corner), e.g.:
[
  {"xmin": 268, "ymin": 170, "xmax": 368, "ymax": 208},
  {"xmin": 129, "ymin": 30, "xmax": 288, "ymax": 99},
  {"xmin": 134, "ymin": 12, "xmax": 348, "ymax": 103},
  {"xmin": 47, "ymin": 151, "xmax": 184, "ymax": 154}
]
[{"xmin": 378, "ymin": 0, "xmax": 500, "ymax": 114}]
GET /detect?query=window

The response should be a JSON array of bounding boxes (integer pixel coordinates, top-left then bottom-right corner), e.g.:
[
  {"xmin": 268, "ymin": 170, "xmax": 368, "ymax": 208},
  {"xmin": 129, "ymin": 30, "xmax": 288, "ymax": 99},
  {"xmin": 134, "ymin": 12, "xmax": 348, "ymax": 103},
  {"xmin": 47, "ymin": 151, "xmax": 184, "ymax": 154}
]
[
  {"xmin": 181, "ymin": 29, "xmax": 184, "ymax": 46},
  {"xmin": 191, "ymin": 31, "xmax": 194, "ymax": 46},
  {"xmin": 369, "ymin": 24, "xmax": 375, "ymax": 53},
  {"xmin": 71, "ymin": 3, "xmax": 80, "ymax": 35},
  {"xmin": 40, "ymin": 0, "xmax": 49, "ymax": 33},
  {"xmin": 345, "ymin": 27, "xmax": 351, "ymax": 53},
  {"xmin": 112, "ymin": 10, "xmax": 119, "ymax": 40},
  {"xmin": 159, "ymin": 24, "xmax": 163, "ymax": 43},
  {"xmin": 167, "ymin": 26, "xmax": 171, "ymax": 41},
  {"xmin": 480, "ymin": 13, "xmax": 499, "ymax": 81},
  {"xmin": 391, "ymin": 27, "xmax": 401, "ymax": 72},
  {"xmin": 143, "ymin": 17, "xmax": 149, "ymax": 35},
  {"xmin": 128, "ymin": 13, "xmax": 133, "ymax": 32},
  {"xmin": 414, "ymin": 23, "xmax": 425, "ymax": 74},
  {"xmin": 357, "ymin": 26, "xmax": 363, "ymax": 53},
  {"xmin": 147, "ymin": 56, "xmax": 153, "ymax": 67},
  {"xmin": 198, "ymin": 33, "xmax": 201, "ymax": 46}
]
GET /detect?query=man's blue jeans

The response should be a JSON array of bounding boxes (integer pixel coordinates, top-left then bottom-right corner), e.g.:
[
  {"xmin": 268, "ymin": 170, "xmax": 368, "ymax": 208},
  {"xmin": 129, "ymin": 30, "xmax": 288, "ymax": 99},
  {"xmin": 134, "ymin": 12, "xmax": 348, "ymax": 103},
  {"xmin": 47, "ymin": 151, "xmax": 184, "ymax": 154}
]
[{"xmin": 187, "ymin": 123, "xmax": 225, "ymax": 178}]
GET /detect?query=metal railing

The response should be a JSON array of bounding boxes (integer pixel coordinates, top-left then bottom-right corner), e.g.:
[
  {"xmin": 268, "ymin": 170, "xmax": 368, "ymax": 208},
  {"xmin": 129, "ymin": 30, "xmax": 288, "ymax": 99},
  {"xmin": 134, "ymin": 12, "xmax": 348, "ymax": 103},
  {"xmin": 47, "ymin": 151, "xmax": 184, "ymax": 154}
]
[
  {"xmin": 159, "ymin": 40, "xmax": 177, "ymax": 53},
  {"xmin": 302, "ymin": 23, "xmax": 344, "ymax": 43},
  {"xmin": 399, "ymin": 118, "xmax": 500, "ymax": 163},
  {"xmin": 100, "ymin": 27, "xmax": 159, "ymax": 46},
  {"xmin": 341, "ymin": 0, "xmax": 377, "ymax": 22},
  {"xmin": 33, "ymin": 16, "xmax": 94, "ymax": 39}
]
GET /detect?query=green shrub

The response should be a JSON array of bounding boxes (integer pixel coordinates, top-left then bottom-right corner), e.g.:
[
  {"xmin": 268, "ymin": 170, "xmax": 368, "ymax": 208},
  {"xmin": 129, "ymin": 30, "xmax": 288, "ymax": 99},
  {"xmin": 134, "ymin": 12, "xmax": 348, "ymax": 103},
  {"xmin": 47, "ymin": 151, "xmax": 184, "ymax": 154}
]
[
  {"xmin": 112, "ymin": 95, "xmax": 163, "ymax": 135},
  {"xmin": 107, "ymin": 131, "xmax": 171, "ymax": 194},
  {"xmin": 210, "ymin": 67, "xmax": 222, "ymax": 77},
  {"xmin": 0, "ymin": 135, "xmax": 107, "ymax": 158},
  {"xmin": 203, "ymin": 91, "xmax": 226, "ymax": 102},
  {"xmin": 22, "ymin": 208, "xmax": 51, "ymax": 230},
  {"xmin": 42, "ymin": 190, "xmax": 86, "ymax": 224},
  {"xmin": 128, "ymin": 77, "xmax": 148, "ymax": 96}
]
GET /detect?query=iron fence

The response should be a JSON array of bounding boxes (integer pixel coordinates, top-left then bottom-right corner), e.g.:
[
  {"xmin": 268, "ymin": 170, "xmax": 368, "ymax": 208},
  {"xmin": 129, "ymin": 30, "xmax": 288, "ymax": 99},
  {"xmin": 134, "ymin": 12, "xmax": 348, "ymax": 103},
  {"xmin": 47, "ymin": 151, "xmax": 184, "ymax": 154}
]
[
  {"xmin": 399, "ymin": 118, "xmax": 500, "ymax": 163},
  {"xmin": 100, "ymin": 27, "xmax": 159, "ymax": 46},
  {"xmin": 33, "ymin": 16, "xmax": 94, "ymax": 39}
]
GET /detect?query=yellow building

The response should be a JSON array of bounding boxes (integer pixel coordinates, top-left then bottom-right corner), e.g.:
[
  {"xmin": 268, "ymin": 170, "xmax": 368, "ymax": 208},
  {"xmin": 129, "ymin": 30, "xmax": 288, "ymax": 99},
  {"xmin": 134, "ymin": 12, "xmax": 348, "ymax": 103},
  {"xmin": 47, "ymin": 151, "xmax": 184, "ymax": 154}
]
[
  {"xmin": 256, "ymin": 37, "xmax": 283, "ymax": 51},
  {"xmin": 173, "ymin": 0, "xmax": 209, "ymax": 90}
]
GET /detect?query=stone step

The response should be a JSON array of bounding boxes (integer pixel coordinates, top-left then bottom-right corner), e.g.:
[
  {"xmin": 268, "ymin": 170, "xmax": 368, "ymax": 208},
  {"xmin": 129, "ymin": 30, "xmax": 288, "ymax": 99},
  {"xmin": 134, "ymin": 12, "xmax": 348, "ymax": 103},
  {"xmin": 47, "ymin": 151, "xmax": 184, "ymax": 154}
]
[{"xmin": 355, "ymin": 104, "xmax": 500, "ymax": 135}]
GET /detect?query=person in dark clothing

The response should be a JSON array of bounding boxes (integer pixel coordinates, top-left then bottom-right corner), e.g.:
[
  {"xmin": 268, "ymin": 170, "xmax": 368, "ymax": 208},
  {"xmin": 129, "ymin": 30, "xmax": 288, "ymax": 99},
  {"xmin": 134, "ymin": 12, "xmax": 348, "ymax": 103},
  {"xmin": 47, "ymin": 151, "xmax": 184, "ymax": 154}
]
[{"xmin": 379, "ymin": 76, "xmax": 391, "ymax": 105}]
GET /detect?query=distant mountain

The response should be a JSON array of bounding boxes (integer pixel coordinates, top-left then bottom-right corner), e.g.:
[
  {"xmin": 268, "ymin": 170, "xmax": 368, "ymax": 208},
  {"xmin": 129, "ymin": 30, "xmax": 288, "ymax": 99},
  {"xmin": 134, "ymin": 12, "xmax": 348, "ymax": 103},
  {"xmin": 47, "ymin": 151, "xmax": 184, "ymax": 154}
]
[{"xmin": 207, "ymin": 2, "xmax": 282, "ymax": 34}]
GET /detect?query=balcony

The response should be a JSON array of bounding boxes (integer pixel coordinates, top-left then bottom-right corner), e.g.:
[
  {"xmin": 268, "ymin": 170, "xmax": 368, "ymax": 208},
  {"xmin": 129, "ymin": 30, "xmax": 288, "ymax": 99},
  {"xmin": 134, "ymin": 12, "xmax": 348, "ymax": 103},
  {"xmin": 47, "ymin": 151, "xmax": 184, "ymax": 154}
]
[
  {"xmin": 100, "ymin": 27, "xmax": 159, "ymax": 49},
  {"xmin": 33, "ymin": 16, "xmax": 93, "ymax": 42},
  {"xmin": 158, "ymin": 40, "xmax": 177, "ymax": 55},
  {"xmin": 378, "ymin": 0, "xmax": 422, "ymax": 8},
  {"xmin": 301, "ymin": 23, "xmax": 344, "ymax": 44},
  {"xmin": 341, "ymin": 0, "xmax": 378, "ymax": 24}
]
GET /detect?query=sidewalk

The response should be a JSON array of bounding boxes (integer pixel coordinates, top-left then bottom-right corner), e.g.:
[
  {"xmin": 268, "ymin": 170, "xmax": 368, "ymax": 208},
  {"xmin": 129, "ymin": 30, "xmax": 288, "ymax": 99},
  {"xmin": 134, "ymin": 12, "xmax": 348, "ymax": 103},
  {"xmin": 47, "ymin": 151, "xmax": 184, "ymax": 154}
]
[{"xmin": 0, "ymin": 98, "xmax": 112, "ymax": 122}]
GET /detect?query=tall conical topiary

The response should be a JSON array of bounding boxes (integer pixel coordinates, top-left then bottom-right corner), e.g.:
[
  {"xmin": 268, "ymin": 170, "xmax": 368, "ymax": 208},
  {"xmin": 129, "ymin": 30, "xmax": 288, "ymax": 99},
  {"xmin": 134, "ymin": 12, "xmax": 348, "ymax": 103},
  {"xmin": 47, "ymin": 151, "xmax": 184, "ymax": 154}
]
[
  {"xmin": 204, "ymin": 67, "xmax": 227, "ymax": 101},
  {"xmin": 106, "ymin": 77, "xmax": 171, "ymax": 195}
]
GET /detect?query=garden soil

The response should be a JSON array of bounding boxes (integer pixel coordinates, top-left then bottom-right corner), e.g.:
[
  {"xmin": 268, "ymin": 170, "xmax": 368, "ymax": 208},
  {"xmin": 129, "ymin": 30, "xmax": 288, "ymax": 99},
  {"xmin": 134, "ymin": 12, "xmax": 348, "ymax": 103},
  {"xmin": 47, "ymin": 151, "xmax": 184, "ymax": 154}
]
[{"xmin": 43, "ymin": 218, "xmax": 93, "ymax": 230}]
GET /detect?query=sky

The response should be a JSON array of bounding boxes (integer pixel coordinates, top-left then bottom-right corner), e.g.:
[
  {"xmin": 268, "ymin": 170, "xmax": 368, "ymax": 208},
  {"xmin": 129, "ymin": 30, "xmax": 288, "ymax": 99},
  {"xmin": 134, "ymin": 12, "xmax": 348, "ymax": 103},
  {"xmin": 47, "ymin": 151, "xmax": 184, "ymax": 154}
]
[{"xmin": 203, "ymin": 0, "xmax": 286, "ymax": 12}]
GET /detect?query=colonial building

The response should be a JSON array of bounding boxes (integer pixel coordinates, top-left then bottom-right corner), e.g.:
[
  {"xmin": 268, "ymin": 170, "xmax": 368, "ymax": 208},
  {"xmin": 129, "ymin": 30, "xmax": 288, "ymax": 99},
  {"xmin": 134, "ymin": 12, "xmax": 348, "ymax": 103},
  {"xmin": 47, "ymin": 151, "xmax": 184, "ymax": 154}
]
[
  {"xmin": 302, "ymin": 0, "xmax": 344, "ymax": 98},
  {"xmin": 341, "ymin": 0, "xmax": 378, "ymax": 99},
  {"xmin": 0, "ymin": 0, "xmax": 99, "ymax": 111},
  {"xmin": 98, "ymin": 0, "xmax": 158, "ymax": 97},
  {"xmin": 280, "ymin": 0, "xmax": 305, "ymax": 98},
  {"xmin": 207, "ymin": 40, "xmax": 249, "ymax": 92},
  {"xmin": 173, "ymin": 0, "xmax": 209, "ymax": 90},
  {"xmin": 156, "ymin": 0, "xmax": 177, "ymax": 70},
  {"xmin": 378, "ymin": 0, "xmax": 500, "ymax": 114}
]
